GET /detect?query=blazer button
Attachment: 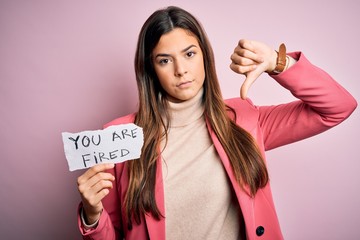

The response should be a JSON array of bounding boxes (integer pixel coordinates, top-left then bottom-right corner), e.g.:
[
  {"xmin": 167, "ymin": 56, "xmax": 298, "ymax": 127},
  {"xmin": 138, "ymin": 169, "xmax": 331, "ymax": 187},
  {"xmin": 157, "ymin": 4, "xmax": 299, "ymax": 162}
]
[{"xmin": 256, "ymin": 226, "xmax": 265, "ymax": 236}]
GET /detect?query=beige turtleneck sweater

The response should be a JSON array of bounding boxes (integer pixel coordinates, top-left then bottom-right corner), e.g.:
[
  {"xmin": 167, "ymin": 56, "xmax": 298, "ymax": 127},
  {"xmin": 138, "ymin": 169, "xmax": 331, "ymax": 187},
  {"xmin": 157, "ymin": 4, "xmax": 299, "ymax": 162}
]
[{"xmin": 161, "ymin": 88, "xmax": 245, "ymax": 240}]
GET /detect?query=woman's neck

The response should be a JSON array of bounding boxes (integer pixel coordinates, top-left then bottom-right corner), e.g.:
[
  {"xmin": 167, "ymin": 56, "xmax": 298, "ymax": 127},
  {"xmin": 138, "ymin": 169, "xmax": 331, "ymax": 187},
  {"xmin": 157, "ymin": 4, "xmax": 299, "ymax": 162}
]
[{"xmin": 165, "ymin": 88, "xmax": 204, "ymax": 128}]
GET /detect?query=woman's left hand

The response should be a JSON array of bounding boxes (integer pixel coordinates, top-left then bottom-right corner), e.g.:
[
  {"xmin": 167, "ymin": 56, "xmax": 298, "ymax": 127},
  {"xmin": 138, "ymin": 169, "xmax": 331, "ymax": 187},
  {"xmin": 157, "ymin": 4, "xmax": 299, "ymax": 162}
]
[{"xmin": 230, "ymin": 39, "xmax": 278, "ymax": 99}]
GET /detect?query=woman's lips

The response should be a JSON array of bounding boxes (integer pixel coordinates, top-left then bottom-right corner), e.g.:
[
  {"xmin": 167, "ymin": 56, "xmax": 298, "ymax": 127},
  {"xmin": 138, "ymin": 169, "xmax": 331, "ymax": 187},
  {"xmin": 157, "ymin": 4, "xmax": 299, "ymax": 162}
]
[{"xmin": 176, "ymin": 80, "xmax": 194, "ymax": 88}]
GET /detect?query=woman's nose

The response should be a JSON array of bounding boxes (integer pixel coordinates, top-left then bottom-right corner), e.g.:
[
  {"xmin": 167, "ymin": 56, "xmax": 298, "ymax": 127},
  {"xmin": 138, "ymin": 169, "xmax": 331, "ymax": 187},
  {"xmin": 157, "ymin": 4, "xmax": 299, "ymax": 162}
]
[{"xmin": 174, "ymin": 60, "xmax": 187, "ymax": 77}]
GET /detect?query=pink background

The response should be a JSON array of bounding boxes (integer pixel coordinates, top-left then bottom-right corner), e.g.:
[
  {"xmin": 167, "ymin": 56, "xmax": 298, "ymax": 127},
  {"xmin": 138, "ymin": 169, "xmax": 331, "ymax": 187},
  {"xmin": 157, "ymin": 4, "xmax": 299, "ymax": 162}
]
[{"xmin": 1, "ymin": 1, "xmax": 359, "ymax": 239}]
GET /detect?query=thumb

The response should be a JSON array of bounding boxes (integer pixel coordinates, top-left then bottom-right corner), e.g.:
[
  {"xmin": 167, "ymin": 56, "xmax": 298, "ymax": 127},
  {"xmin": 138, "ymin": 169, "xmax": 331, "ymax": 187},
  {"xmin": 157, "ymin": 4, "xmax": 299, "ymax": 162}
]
[{"xmin": 240, "ymin": 68, "xmax": 263, "ymax": 99}]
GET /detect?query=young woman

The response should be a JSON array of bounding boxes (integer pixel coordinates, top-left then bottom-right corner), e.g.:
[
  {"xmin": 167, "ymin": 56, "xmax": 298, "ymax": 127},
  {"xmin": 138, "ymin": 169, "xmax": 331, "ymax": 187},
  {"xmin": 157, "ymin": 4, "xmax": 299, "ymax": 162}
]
[{"xmin": 76, "ymin": 6, "xmax": 357, "ymax": 240}]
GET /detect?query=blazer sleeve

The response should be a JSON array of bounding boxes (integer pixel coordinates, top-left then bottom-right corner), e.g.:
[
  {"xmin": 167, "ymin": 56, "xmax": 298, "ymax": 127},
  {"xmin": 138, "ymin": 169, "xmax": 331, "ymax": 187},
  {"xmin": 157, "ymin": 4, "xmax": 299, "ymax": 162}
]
[{"xmin": 258, "ymin": 52, "xmax": 357, "ymax": 150}]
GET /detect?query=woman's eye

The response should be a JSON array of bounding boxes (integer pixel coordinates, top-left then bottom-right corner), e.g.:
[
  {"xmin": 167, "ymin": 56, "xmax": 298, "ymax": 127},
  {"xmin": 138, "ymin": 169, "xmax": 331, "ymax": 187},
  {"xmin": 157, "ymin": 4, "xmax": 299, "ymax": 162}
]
[
  {"xmin": 186, "ymin": 51, "xmax": 195, "ymax": 58},
  {"xmin": 159, "ymin": 59, "xmax": 170, "ymax": 65}
]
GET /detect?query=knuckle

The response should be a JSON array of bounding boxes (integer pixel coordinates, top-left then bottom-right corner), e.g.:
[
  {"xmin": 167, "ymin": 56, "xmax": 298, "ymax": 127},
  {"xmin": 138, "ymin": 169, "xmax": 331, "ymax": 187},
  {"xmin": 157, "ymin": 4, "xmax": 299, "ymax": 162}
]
[
  {"xmin": 77, "ymin": 176, "xmax": 83, "ymax": 186},
  {"xmin": 238, "ymin": 39, "xmax": 246, "ymax": 46},
  {"xmin": 92, "ymin": 163, "xmax": 107, "ymax": 174},
  {"xmin": 98, "ymin": 172, "xmax": 108, "ymax": 179},
  {"xmin": 78, "ymin": 185, "xmax": 86, "ymax": 194},
  {"xmin": 100, "ymin": 189, "xmax": 110, "ymax": 198},
  {"xmin": 98, "ymin": 180, "xmax": 107, "ymax": 188},
  {"xmin": 92, "ymin": 172, "xmax": 104, "ymax": 183},
  {"xmin": 236, "ymin": 66, "xmax": 246, "ymax": 73},
  {"xmin": 238, "ymin": 58, "xmax": 247, "ymax": 65},
  {"xmin": 238, "ymin": 49, "xmax": 247, "ymax": 57},
  {"xmin": 92, "ymin": 164, "xmax": 102, "ymax": 173},
  {"xmin": 99, "ymin": 179, "xmax": 112, "ymax": 189},
  {"xmin": 103, "ymin": 189, "xmax": 110, "ymax": 196},
  {"xmin": 78, "ymin": 185, "xmax": 88, "ymax": 196},
  {"xmin": 87, "ymin": 165, "xmax": 98, "ymax": 174},
  {"xmin": 230, "ymin": 63, "xmax": 239, "ymax": 73}
]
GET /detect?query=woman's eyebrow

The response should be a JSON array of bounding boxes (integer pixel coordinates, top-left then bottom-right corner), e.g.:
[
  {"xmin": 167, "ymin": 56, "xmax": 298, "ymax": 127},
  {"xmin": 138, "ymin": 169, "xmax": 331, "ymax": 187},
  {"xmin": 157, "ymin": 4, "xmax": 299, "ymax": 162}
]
[
  {"xmin": 181, "ymin": 44, "xmax": 197, "ymax": 53},
  {"xmin": 154, "ymin": 44, "xmax": 197, "ymax": 58}
]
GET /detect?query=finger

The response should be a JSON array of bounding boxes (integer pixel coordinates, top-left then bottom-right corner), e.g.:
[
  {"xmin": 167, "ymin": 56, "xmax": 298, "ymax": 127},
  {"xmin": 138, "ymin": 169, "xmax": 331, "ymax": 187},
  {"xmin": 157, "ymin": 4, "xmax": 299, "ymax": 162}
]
[
  {"xmin": 230, "ymin": 52, "xmax": 256, "ymax": 66},
  {"xmin": 78, "ymin": 172, "xmax": 115, "ymax": 195},
  {"xmin": 84, "ymin": 188, "xmax": 110, "ymax": 208},
  {"xmin": 233, "ymin": 47, "xmax": 264, "ymax": 64},
  {"xmin": 81, "ymin": 179, "xmax": 113, "ymax": 201},
  {"xmin": 237, "ymin": 40, "xmax": 264, "ymax": 63},
  {"xmin": 89, "ymin": 178, "xmax": 114, "ymax": 194},
  {"xmin": 77, "ymin": 163, "xmax": 115, "ymax": 186},
  {"xmin": 240, "ymin": 69, "xmax": 263, "ymax": 99},
  {"xmin": 238, "ymin": 39, "xmax": 255, "ymax": 50},
  {"xmin": 230, "ymin": 62, "xmax": 257, "ymax": 74},
  {"xmin": 240, "ymin": 79, "xmax": 250, "ymax": 100}
]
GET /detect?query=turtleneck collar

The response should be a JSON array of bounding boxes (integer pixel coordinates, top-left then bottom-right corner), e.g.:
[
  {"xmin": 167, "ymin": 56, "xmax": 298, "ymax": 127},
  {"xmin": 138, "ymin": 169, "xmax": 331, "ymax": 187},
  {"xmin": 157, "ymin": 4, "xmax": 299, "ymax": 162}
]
[{"xmin": 165, "ymin": 88, "xmax": 205, "ymax": 128}]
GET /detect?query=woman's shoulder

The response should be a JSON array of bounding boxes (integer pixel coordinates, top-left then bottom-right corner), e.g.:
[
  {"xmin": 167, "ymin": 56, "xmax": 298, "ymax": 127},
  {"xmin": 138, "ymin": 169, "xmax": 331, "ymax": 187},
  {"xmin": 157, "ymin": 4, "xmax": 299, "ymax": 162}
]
[
  {"xmin": 103, "ymin": 113, "xmax": 136, "ymax": 129},
  {"xmin": 224, "ymin": 97, "xmax": 258, "ymax": 112},
  {"xmin": 224, "ymin": 97, "xmax": 260, "ymax": 130}
]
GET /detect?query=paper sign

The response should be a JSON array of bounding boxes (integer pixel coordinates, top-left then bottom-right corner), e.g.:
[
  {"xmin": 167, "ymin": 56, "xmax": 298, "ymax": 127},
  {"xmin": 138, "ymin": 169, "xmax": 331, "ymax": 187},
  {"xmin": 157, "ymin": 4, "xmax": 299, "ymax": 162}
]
[{"xmin": 62, "ymin": 123, "xmax": 143, "ymax": 171}]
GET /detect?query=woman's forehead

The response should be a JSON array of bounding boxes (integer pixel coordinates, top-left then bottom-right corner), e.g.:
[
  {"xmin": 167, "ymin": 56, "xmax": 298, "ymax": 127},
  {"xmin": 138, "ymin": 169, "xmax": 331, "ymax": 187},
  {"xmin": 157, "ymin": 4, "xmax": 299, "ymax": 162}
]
[{"xmin": 153, "ymin": 28, "xmax": 199, "ymax": 54}]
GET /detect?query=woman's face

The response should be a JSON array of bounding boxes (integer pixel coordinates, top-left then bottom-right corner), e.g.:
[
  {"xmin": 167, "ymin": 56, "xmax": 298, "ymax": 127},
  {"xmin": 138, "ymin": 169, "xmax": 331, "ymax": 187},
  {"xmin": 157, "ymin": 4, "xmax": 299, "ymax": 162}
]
[{"xmin": 152, "ymin": 28, "xmax": 205, "ymax": 102}]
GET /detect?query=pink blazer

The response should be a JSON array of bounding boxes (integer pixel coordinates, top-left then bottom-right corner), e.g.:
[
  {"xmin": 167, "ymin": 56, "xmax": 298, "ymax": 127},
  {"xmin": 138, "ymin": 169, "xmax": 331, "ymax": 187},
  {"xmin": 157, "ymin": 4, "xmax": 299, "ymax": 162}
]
[{"xmin": 78, "ymin": 52, "xmax": 357, "ymax": 240}]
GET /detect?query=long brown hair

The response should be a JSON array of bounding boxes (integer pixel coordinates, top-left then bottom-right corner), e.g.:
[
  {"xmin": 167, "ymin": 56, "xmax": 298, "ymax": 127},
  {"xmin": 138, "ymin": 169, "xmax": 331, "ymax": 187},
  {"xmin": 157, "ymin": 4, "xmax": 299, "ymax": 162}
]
[{"xmin": 126, "ymin": 6, "xmax": 268, "ymax": 229}]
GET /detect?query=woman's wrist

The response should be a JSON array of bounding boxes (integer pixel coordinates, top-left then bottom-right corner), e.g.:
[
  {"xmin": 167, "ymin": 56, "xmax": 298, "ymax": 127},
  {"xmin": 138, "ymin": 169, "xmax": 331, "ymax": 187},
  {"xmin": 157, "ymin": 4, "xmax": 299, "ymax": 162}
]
[
  {"xmin": 81, "ymin": 207, "xmax": 101, "ymax": 227},
  {"xmin": 268, "ymin": 43, "xmax": 287, "ymax": 74},
  {"xmin": 285, "ymin": 55, "xmax": 297, "ymax": 70},
  {"xmin": 268, "ymin": 43, "xmax": 297, "ymax": 74}
]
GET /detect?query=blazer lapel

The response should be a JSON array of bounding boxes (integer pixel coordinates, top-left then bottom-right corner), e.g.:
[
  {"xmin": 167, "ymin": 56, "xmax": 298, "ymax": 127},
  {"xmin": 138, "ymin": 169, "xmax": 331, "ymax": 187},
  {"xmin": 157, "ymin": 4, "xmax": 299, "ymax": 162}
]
[
  {"xmin": 144, "ymin": 156, "xmax": 166, "ymax": 239},
  {"xmin": 205, "ymin": 119, "xmax": 255, "ymax": 236}
]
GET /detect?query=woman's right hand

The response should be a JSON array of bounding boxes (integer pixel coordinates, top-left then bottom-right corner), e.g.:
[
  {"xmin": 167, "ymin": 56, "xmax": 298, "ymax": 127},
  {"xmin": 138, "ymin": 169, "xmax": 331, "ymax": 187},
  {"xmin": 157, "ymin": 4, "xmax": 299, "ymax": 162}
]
[{"xmin": 77, "ymin": 163, "xmax": 115, "ymax": 224}]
